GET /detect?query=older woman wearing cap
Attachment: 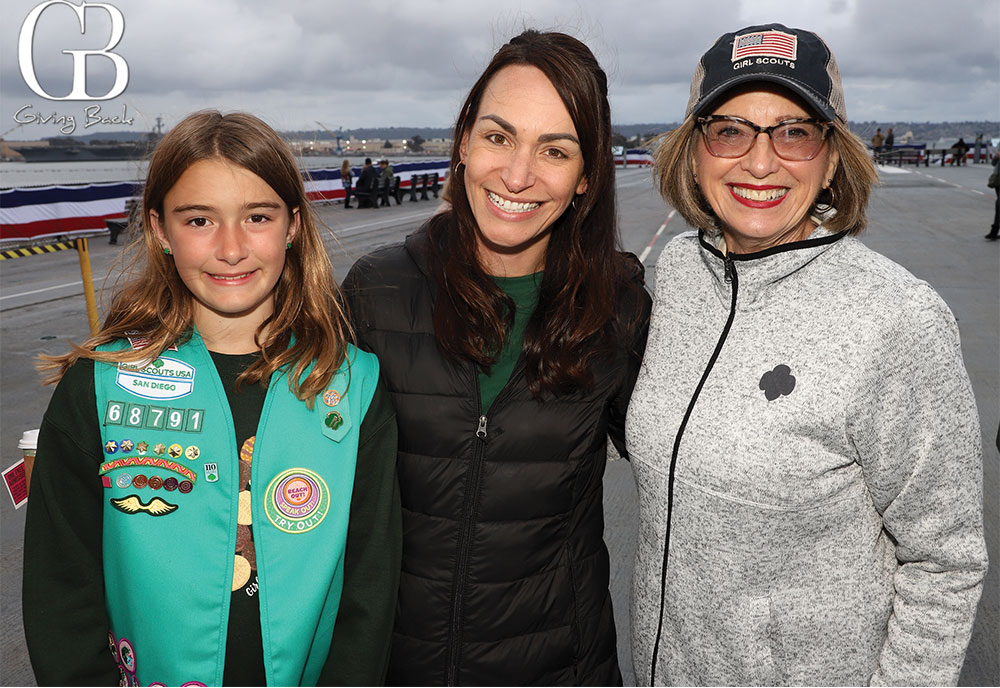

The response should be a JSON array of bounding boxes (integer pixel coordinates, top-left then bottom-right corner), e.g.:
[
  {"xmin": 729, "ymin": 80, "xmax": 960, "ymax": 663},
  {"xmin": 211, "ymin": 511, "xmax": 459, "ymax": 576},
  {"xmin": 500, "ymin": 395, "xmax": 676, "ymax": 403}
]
[{"xmin": 626, "ymin": 23, "xmax": 987, "ymax": 686}]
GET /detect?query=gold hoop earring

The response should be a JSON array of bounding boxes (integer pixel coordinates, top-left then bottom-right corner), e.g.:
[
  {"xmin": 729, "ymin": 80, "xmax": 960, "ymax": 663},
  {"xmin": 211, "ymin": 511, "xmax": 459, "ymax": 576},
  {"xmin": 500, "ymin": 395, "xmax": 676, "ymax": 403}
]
[{"xmin": 815, "ymin": 186, "xmax": 837, "ymax": 213}]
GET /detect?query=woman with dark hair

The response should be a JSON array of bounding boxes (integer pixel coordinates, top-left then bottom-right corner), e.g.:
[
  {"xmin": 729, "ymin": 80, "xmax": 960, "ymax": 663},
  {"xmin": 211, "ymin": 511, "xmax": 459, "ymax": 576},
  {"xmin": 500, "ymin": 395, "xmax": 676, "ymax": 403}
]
[
  {"xmin": 344, "ymin": 29, "xmax": 650, "ymax": 686},
  {"xmin": 626, "ymin": 23, "xmax": 986, "ymax": 686}
]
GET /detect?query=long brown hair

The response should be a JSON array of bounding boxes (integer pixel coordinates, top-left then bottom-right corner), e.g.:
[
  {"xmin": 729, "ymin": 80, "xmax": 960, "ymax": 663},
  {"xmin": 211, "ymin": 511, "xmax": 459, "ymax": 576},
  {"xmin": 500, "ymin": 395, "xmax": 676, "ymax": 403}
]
[
  {"xmin": 40, "ymin": 111, "xmax": 353, "ymax": 405},
  {"xmin": 425, "ymin": 29, "xmax": 642, "ymax": 397}
]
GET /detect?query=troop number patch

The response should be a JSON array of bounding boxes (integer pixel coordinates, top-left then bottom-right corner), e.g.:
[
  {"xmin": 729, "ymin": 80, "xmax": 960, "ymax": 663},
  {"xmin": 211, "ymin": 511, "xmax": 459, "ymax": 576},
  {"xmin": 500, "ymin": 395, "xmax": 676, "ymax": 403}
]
[{"xmin": 263, "ymin": 468, "xmax": 330, "ymax": 534}]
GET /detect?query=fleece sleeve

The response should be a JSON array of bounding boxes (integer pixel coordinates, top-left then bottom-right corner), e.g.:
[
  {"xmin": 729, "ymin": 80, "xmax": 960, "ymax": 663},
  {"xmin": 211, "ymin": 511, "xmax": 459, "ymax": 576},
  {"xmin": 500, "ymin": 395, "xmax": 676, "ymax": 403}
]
[
  {"xmin": 319, "ymin": 378, "xmax": 401, "ymax": 685},
  {"xmin": 22, "ymin": 359, "xmax": 120, "ymax": 686},
  {"xmin": 849, "ymin": 283, "xmax": 988, "ymax": 686}
]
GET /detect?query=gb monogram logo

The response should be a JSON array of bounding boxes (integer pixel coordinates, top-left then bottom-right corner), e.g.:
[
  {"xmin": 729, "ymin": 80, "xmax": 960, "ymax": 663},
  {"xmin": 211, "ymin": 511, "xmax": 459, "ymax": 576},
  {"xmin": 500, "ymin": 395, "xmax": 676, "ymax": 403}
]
[{"xmin": 18, "ymin": 0, "xmax": 129, "ymax": 101}]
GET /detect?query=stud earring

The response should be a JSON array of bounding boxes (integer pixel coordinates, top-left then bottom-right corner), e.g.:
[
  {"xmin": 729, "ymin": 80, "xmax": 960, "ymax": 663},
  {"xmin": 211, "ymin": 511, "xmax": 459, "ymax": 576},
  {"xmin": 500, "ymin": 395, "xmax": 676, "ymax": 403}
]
[
  {"xmin": 163, "ymin": 247, "xmax": 171, "ymax": 256},
  {"xmin": 286, "ymin": 241, "xmax": 292, "ymax": 249}
]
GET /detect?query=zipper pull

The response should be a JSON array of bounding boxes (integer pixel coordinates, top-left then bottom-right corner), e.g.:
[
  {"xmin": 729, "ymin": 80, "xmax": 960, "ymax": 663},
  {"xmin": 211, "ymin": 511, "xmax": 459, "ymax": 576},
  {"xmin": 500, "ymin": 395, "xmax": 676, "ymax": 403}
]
[
  {"xmin": 476, "ymin": 415, "xmax": 488, "ymax": 439},
  {"xmin": 724, "ymin": 256, "xmax": 734, "ymax": 284}
]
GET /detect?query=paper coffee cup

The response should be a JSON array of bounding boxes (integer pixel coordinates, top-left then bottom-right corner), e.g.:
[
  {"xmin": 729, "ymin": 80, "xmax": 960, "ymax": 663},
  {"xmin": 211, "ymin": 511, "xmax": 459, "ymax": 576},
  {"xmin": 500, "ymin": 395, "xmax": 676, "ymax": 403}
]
[
  {"xmin": 19, "ymin": 429, "xmax": 39, "ymax": 496},
  {"xmin": 18, "ymin": 429, "xmax": 39, "ymax": 453}
]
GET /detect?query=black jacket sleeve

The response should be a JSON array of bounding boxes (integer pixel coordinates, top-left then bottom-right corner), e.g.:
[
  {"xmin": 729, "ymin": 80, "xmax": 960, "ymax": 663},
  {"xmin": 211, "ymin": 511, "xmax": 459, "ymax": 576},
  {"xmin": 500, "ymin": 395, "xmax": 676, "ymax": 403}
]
[
  {"xmin": 607, "ymin": 253, "xmax": 653, "ymax": 459},
  {"xmin": 319, "ymin": 378, "xmax": 400, "ymax": 686},
  {"xmin": 23, "ymin": 358, "xmax": 119, "ymax": 686}
]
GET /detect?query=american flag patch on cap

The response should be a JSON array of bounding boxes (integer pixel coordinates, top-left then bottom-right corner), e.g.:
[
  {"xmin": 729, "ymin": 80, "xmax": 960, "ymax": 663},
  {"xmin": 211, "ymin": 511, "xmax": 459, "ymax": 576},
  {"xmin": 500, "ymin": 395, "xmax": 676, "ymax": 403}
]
[{"xmin": 731, "ymin": 30, "xmax": 797, "ymax": 61}]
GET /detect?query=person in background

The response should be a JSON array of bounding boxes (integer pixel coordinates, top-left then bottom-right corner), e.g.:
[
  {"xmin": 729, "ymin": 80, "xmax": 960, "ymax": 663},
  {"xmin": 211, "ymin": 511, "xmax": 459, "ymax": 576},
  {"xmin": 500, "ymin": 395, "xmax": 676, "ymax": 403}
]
[
  {"xmin": 343, "ymin": 29, "xmax": 650, "ymax": 686},
  {"xmin": 986, "ymin": 150, "xmax": 999, "ymax": 240},
  {"xmin": 357, "ymin": 157, "xmax": 379, "ymax": 207},
  {"xmin": 341, "ymin": 158, "xmax": 354, "ymax": 208},
  {"xmin": 378, "ymin": 159, "xmax": 395, "ymax": 206},
  {"xmin": 23, "ymin": 111, "xmax": 400, "ymax": 687},
  {"xmin": 953, "ymin": 137, "xmax": 970, "ymax": 166},
  {"xmin": 627, "ymin": 23, "xmax": 986, "ymax": 686},
  {"xmin": 884, "ymin": 126, "xmax": 894, "ymax": 150},
  {"xmin": 870, "ymin": 127, "xmax": 884, "ymax": 155}
]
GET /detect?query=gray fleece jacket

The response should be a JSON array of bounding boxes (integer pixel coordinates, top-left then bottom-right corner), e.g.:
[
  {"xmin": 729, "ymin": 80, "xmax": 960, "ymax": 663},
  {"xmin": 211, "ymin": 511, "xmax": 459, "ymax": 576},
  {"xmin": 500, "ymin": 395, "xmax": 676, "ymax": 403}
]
[{"xmin": 626, "ymin": 228, "xmax": 987, "ymax": 686}]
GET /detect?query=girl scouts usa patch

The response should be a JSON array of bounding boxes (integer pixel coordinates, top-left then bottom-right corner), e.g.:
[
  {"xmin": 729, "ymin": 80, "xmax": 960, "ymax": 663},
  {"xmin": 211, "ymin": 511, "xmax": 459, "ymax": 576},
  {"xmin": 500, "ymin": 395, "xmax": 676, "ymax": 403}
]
[{"xmin": 264, "ymin": 468, "xmax": 330, "ymax": 533}]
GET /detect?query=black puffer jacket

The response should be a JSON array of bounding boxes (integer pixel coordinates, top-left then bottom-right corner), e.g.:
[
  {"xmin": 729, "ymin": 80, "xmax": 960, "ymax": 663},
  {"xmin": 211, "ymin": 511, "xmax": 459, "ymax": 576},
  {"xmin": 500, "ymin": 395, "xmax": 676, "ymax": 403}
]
[{"xmin": 342, "ymin": 228, "xmax": 651, "ymax": 686}]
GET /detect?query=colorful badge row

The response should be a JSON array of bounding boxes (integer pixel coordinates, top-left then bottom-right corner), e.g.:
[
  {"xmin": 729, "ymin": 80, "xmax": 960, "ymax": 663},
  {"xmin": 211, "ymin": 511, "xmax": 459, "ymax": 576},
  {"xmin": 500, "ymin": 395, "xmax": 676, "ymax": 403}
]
[
  {"xmin": 109, "ymin": 473, "xmax": 194, "ymax": 493},
  {"xmin": 103, "ymin": 440, "xmax": 200, "ymax": 461}
]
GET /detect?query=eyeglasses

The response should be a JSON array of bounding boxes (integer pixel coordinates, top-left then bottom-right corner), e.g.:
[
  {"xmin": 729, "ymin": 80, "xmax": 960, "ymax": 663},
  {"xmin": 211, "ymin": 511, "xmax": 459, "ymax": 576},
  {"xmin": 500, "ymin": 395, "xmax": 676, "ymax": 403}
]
[{"xmin": 696, "ymin": 115, "xmax": 831, "ymax": 161}]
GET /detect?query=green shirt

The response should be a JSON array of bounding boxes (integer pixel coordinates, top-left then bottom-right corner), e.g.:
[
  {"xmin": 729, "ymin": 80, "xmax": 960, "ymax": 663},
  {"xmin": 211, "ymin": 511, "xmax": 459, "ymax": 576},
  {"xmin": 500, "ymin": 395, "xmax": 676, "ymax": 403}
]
[{"xmin": 478, "ymin": 272, "xmax": 542, "ymax": 412}]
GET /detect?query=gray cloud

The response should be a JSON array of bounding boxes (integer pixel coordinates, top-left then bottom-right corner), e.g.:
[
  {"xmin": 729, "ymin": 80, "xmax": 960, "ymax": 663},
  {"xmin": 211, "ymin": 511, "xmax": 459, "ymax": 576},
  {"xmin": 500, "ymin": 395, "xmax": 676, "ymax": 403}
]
[{"xmin": 3, "ymin": 0, "xmax": 997, "ymax": 140}]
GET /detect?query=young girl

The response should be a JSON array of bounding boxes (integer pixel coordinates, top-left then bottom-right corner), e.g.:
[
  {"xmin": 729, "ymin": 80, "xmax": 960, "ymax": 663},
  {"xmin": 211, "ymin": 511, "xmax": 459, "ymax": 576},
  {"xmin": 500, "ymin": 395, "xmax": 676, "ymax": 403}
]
[{"xmin": 22, "ymin": 111, "xmax": 400, "ymax": 687}]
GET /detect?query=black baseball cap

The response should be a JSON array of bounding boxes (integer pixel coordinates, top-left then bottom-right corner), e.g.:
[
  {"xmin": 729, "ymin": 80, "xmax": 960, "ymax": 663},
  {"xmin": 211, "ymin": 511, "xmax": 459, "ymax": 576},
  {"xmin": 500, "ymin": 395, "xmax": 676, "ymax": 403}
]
[{"xmin": 686, "ymin": 23, "xmax": 846, "ymax": 123}]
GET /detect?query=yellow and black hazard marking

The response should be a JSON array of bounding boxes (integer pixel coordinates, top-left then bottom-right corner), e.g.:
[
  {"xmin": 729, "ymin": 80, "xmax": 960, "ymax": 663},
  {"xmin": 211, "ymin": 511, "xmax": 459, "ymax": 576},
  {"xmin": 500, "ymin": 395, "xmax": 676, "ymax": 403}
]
[{"xmin": 0, "ymin": 240, "xmax": 78, "ymax": 260}]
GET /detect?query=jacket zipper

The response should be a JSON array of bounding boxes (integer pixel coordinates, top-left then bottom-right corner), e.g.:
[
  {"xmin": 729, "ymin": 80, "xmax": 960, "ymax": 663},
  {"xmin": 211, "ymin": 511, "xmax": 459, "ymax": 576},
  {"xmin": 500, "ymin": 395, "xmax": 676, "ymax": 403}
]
[
  {"xmin": 445, "ymin": 360, "xmax": 524, "ymax": 685},
  {"xmin": 648, "ymin": 254, "xmax": 738, "ymax": 685}
]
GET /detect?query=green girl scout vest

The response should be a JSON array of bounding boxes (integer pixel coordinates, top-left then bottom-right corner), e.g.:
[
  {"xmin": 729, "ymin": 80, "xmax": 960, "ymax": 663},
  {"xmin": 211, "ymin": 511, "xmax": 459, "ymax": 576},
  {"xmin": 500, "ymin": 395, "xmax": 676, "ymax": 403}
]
[{"xmin": 94, "ymin": 330, "xmax": 378, "ymax": 686}]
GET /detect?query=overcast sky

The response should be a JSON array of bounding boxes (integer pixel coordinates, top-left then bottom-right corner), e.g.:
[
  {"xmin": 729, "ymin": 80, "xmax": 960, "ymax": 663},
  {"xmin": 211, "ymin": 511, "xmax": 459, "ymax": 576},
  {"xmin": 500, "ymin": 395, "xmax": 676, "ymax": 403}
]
[{"xmin": 3, "ymin": 0, "xmax": 998, "ymax": 140}]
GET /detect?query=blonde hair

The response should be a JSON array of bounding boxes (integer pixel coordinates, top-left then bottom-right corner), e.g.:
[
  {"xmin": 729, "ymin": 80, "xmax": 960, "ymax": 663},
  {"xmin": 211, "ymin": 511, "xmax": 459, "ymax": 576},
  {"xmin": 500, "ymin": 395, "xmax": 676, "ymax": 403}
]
[
  {"xmin": 654, "ymin": 115, "xmax": 878, "ymax": 236},
  {"xmin": 40, "ymin": 111, "xmax": 352, "ymax": 406}
]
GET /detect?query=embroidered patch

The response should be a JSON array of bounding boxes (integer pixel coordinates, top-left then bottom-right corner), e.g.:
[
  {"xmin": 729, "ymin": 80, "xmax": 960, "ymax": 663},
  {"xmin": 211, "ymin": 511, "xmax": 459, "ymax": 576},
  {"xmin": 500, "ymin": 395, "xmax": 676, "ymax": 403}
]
[
  {"xmin": 99, "ymin": 457, "xmax": 197, "ymax": 483},
  {"xmin": 203, "ymin": 462, "xmax": 219, "ymax": 483},
  {"xmin": 115, "ymin": 357, "xmax": 195, "ymax": 401},
  {"xmin": 118, "ymin": 637, "xmax": 136, "ymax": 673},
  {"xmin": 759, "ymin": 364, "xmax": 796, "ymax": 401},
  {"xmin": 323, "ymin": 389, "xmax": 341, "ymax": 406},
  {"xmin": 731, "ymin": 29, "xmax": 797, "ymax": 62},
  {"xmin": 264, "ymin": 468, "xmax": 330, "ymax": 534},
  {"xmin": 110, "ymin": 495, "xmax": 178, "ymax": 516},
  {"xmin": 239, "ymin": 436, "xmax": 255, "ymax": 464}
]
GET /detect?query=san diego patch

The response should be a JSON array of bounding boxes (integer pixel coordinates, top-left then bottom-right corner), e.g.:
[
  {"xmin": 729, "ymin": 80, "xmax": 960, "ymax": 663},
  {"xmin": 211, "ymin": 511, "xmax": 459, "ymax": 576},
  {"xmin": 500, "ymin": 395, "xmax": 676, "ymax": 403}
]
[
  {"xmin": 115, "ymin": 357, "xmax": 195, "ymax": 401},
  {"xmin": 264, "ymin": 468, "xmax": 330, "ymax": 534}
]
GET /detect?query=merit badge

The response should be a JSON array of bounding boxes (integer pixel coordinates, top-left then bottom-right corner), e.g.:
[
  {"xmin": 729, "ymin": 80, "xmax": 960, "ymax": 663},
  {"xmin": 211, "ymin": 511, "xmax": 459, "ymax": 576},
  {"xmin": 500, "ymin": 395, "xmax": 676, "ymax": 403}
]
[
  {"xmin": 184, "ymin": 445, "xmax": 200, "ymax": 461},
  {"xmin": 119, "ymin": 439, "xmax": 134, "ymax": 453},
  {"xmin": 179, "ymin": 480, "xmax": 193, "ymax": 493},
  {"xmin": 115, "ymin": 474, "xmax": 133, "ymax": 489},
  {"xmin": 104, "ymin": 440, "xmax": 118, "ymax": 454},
  {"xmin": 108, "ymin": 631, "xmax": 118, "ymax": 662},
  {"xmin": 203, "ymin": 463, "xmax": 219, "ymax": 483},
  {"xmin": 110, "ymin": 495, "xmax": 177, "ymax": 517},
  {"xmin": 163, "ymin": 477, "xmax": 178, "ymax": 491},
  {"xmin": 167, "ymin": 444, "xmax": 182, "ymax": 459},
  {"xmin": 118, "ymin": 637, "xmax": 136, "ymax": 673},
  {"xmin": 264, "ymin": 468, "xmax": 330, "ymax": 534},
  {"xmin": 136, "ymin": 441, "xmax": 149, "ymax": 455},
  {"xmin": 153, "ymin": 443, "xmax": 166, "ymax": 456},
  {"xmin": 132, "ymin": 474, "xmax": 148, "ymax": 489},
  {"xmin": 239, "ymin": 436, "xmax": 255, "ymax": 464},
  {"xmin": 115, "ymin": 356, "xmax": 195, "ymax": 401},
  {"xmin": 148, "ymin": 475, "xmax": 164, "ymax": 490},
  {"xmin": 323, "ymin": 389, "xmax": 341, "ymax": 406},
  {"xmin": 324, "ymin": 411, "xmax": 343, "ymax": 431},
  {"xmin": 102, "ymin": 476, "xmax": 112, "ymax": 488}
]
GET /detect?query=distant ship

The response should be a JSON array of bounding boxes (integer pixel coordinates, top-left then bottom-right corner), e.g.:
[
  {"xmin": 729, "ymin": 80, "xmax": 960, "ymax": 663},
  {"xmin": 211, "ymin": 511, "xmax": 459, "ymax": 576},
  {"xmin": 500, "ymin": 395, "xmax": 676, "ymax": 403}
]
[{"xmin": 10, "ymin": 118, "xmax": 163, "ymax": 164}]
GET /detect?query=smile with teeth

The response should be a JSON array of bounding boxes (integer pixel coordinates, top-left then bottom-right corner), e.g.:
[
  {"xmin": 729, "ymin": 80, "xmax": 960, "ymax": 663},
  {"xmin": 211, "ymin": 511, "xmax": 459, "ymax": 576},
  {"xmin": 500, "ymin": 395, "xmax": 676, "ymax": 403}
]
[
  {"xmin": 210, "ymin": 271, "xmax": 254, "ymax": 281},
  {"xmin": 730, "ymin": 185, "xmax": 788, "ymax": 202},
  {"xmin": 488, "ymin": 190, "xmax": 540, "ymax": 213}
]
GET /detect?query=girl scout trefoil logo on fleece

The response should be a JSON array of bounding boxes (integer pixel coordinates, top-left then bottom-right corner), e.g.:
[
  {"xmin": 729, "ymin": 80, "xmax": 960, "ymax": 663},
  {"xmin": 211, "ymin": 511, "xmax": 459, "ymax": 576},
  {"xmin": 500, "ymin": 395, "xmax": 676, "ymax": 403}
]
[
  {"xmin": 264, "ymin": 468, "xmax": 330, "ymax": 533},
  {"xmin": 115, "ymin": 357, "xmax": 195, "ymax": 400}
]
